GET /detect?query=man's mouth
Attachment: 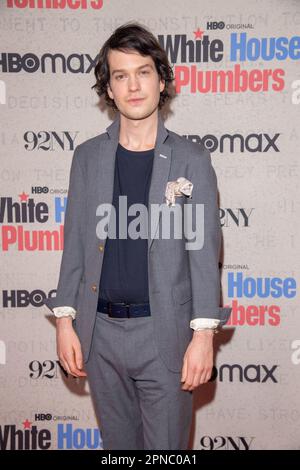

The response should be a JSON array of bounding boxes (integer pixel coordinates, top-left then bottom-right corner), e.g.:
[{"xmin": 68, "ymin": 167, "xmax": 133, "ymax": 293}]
[{"xmin": 127, "ymin": 98, "xmax": 145, "ymax": 104}]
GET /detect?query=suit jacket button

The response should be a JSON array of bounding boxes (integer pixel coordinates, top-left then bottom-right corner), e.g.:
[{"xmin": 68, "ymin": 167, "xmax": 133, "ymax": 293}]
[
  {"xmin": 91, "ymin": 284, "xmax": 97, "ymax": 292},
  {"xmin": 98, "ymin": 244, "xmax": 104, "ymax": 252}
]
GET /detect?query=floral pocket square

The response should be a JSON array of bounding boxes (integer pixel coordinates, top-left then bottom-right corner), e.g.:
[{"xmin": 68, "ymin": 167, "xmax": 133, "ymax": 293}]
[{"xmin": 165, "ymin": 177, "xmax": 193, "ymax": 207}]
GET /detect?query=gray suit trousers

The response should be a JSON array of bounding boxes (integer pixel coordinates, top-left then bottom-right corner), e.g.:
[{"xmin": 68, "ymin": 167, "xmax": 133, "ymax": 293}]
[{"xmin": 85, "ymin": 310, "xmax": 193, "ymax": 450}]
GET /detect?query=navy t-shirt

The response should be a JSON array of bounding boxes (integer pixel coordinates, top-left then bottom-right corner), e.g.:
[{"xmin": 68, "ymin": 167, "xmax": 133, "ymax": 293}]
[{"xmin": 98, "ymin": 143, "xmax": 154, "ymax": 303}]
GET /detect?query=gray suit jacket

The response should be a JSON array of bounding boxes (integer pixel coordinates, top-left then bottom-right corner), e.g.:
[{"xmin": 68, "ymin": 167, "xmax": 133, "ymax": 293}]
[{"xmin": 44, "ymin": 111, "xmax": 232, "ymax": 372}]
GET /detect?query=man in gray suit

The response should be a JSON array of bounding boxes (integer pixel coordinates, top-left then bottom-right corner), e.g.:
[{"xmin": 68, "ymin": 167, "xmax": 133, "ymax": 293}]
[{"xmin": 44, "ymin": 22, "xmax": 232, "ymax": 450}]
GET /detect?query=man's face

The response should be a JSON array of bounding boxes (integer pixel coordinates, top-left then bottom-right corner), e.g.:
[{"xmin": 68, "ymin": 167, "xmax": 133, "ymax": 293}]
[{"xmin": 106, "ymin": 49, "xmax": 165, "ymax": 120}]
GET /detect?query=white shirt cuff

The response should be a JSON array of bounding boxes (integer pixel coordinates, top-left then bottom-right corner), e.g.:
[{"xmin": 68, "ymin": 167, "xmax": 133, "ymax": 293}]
[
  {"xmin": 190, "ymin": 318, "xmax": 220, "ymax": 330},
  {"xmin": 53, "ymin": 306, "xmax": 77, "ymax": 320}
]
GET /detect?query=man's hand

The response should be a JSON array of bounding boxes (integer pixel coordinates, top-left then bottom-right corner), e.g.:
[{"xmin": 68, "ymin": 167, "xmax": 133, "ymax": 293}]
[
  {"xmin": 181, "ymin": 330, "xmax": 214, "ymax": 391},
  {"xmin": 56, "ymin": 317, "xmax": 87, "ymax": 378}
]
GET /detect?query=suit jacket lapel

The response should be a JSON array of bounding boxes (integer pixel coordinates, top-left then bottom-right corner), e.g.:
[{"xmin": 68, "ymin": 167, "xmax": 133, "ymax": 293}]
[{"xmin": 96, "ymin": 111, "xmax": 172, "ymax": 250}]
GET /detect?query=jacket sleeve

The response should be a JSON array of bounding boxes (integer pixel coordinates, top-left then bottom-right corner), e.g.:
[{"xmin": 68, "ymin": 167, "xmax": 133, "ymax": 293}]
[
  {"xmin": 186, "ymin": 146, "xmax": 231, "ymax": 326},
  {"xmin": 44, "ymin": 145, "xmax": 85, "ymax": 312}
]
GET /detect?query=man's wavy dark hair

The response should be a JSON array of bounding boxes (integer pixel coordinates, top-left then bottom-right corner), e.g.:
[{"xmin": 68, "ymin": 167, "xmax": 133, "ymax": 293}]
[{"xmin": 91, "ymin": 22, "xmax": 174, "ymax": 111}]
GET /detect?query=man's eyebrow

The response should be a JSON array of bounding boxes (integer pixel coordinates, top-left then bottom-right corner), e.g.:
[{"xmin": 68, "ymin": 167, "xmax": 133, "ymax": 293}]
[{"xmin": 111, "ymin": 63, "xmax": 153, "ymax": 76}]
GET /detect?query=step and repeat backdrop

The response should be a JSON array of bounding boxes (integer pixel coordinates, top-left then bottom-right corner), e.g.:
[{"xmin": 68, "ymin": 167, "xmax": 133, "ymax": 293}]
[{"xmin": 0, "ymin": 0, "xmax": 299, "ymax": 451}]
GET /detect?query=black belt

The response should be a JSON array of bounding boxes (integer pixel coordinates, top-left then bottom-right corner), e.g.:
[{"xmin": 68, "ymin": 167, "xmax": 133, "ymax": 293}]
[{"xmin": 97, "ymin": 297, "xmax": 151, "ymax": 318}]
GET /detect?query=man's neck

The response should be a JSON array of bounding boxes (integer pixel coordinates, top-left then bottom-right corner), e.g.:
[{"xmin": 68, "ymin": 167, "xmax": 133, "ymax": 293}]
[{"xmin": 119, "ymin": 111, "xmax": 158, "ymax": 151}]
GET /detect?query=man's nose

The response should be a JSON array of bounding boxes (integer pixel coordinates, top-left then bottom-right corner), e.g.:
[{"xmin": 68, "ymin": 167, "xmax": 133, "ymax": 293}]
[{"xmin": 128, "ymin": 75, "xmax": 141, "ymax": 91}]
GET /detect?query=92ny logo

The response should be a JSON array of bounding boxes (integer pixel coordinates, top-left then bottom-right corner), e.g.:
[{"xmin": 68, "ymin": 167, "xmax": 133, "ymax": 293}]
[
  {"xmin": 24, "ymin": 131, "xmax": 78, "ymax": 151},
  {"xmin": 29, "ymin": 360, "xmax": 74, "ymax": 379},
  {"xmin": 200, "ymin": 435, "xmax": 255, "ymax": 450}
]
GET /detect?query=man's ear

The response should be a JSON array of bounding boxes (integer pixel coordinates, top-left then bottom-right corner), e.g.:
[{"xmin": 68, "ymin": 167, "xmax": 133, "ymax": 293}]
[
  {"xmin": 107, "ymin": 82, "xmax": 113, "ymax": 99},
  {"xmin": 160, "ymin": 78, "xmax": 165, "ymax": 93}
]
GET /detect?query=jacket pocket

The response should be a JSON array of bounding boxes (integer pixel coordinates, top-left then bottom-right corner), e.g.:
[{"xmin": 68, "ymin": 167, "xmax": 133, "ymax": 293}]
[{"xmin": 172, "ymin": 278, "xmax": 192, "ymax": 305}]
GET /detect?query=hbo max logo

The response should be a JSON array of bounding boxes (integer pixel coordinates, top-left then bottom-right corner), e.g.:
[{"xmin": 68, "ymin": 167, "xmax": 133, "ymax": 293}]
[{"xmin": 2, "ymin": 290, "xmax": 47, "ymax": 308}]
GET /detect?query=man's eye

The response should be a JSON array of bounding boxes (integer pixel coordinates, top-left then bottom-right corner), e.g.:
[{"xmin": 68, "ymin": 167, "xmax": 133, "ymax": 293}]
[{"xmin": 115, "ymin": 71, "xmax": 149, "ymax": 80}]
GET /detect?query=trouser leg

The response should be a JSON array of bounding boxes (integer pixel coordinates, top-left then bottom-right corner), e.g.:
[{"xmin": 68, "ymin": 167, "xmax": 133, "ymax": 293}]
[
  {"xmin": 85, "ymin": 313, "xmax": 144, "ymax": 450},
  {"xmin": 125, "ymin": 315, "xmax": 193, "ymax": 450}
]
